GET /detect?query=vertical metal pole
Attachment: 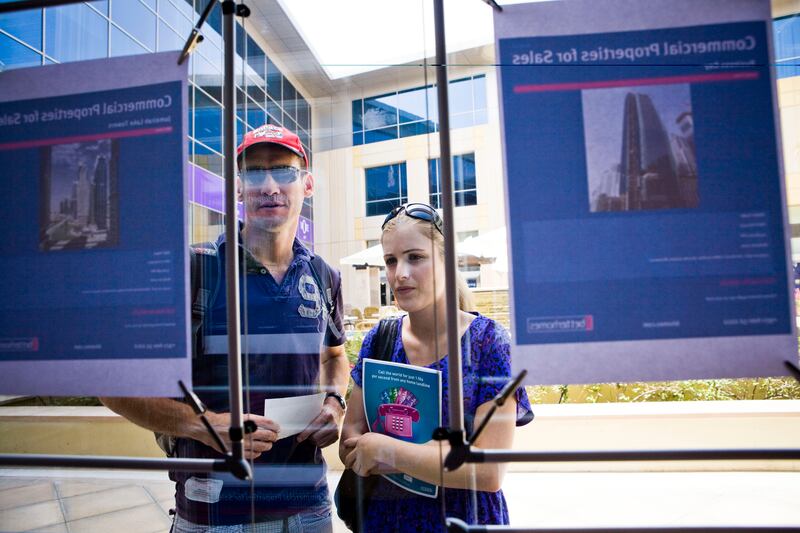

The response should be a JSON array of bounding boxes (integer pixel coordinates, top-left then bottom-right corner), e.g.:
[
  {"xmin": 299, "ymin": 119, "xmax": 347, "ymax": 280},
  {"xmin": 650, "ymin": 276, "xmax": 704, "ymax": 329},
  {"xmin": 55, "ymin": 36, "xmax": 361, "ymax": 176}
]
[
  {"xmin": 222, "ymin": 0, "xmax": 244, "ymax": 460},
  {"xmin": 433, "ymin": 0, "xmax": 465, "ymax": 436}
]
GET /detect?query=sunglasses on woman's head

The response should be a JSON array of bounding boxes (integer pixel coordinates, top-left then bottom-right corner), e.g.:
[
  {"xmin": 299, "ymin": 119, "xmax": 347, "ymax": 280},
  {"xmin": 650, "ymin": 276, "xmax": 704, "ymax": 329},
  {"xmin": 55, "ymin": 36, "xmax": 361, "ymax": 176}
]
[
  {"xmin": 382, "ymin": 203, "xmax": 443, "ymax": 235},
  {"xmin": 239, "ymin": 166, "xmax": 307, "ymax": 185}
]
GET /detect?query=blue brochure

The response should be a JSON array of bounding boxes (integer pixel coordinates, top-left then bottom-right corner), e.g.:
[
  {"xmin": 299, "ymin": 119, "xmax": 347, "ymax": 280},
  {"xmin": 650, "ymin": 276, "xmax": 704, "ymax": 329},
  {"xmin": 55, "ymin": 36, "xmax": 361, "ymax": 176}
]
[
  {"xmin": 495, "ymin": 0, "xmax": 795, "ymax": 385},
  {"xmin": 362, "ymin": 358, "xmax": 442, "ymax": 498}
]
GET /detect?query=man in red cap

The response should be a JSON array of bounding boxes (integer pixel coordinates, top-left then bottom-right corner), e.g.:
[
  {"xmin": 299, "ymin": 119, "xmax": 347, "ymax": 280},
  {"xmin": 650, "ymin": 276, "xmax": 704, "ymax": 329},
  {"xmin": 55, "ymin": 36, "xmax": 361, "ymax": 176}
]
[{"xmin": 103, "ymin": 124, "xmax": 348, "ymax": 532}]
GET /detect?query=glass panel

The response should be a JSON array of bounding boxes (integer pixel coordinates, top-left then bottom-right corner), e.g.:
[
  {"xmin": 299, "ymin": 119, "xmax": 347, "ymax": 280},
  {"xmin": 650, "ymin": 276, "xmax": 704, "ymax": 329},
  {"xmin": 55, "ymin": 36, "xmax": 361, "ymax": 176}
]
[
  {"xmin": 141, "ymin": 0, "xmax": 156, "ymax": 10},
  {"xmin": 247, "ymin": 104, "xmax": 266, "ymax": 129},
  {"xmin": 246, "ymin": 34, "xmax": 265, "ymax": 80},
  {"xmin": 450, "ymin": 111, "xmax": 474, "ymax": 129},
  {"xmin": 352, "ymin": 131, "xmax": 363, "ymax": 146},
  {"xmin": 429, "ymin": 158, "xmax": 439, "ymax": 195},
  {"xmin": 110, "ymin": 26, "xmax": 146, "ymax": 57},
  {"xmin": 198, "ymin": 0, "xmax": 220, "ymax": 35},
  {"xmin": 193, "ymin": 140, "xmax": 223, "ymax": 176},
  {"xmin": 235, "ymin": 87, "xmax": 247, "ymax": 124},
  {"xmin": 188, "ymin": 83, "xmax": 194, "ymax": 137},
  {"xmin": 87, "ymin": 0, "xmax": 108, "ymax": 15},
  {"xmin": 366, "ymin": 199, "xmax": 401, "ymax": 217},
  {"xmin": 456, "ymin": 190, "xmax": 477, "ymax": 207},
  {"xmin": 246, "ymin": 81, "xmax": 266, "ymax": 108},
  {"xmin": 352, "ymin": 99, "xmax": 363, "ymax": 132},
  {"xmin": 473, "ymin": 74, "xmax": 487, "ymax": 111},
  {"xmin": 111, "ymin": 0, "xmax": 155, "ymax": 50},
  {"xmin": 194, "ymin": 88, "xmax": 222, "ymax": 153},
  {"xmin": 45, "ymin": 3, "xmax": 108, "ymax": 64},
  {"xmin": 236, "ymin": 118, "xmax": 246, "ymax": 145},
  {"xmin": 365, "ymin": 163, "xmax": 406, "ymax": 202},
  {"xmin": 363, "ymin": 92, "xmax": 398, "ymax": 128},
  {"xmin": 157, "ymin": 20, "xmax": 183, "ymax": 52},
  {"xmin": 400, "ymin": 121, "xmax": 434, "ymax": 138},
  {"xmin": 297, "ymin": 97, "xmax": 310, "ymax": 132},
  {"xmin": 266, "ymin": 57, "xmax": 282, "ymax": 102},
  {"xmin": 365, "ymin": 126, "xmax": 398, "ymax": 143},
  {"xmin": 448, "ymin": 77, "xmax": 473, "ymax": 116},
  {"xmin": 283, "ymin": 76, "xmax": 297, "ymax": 120},
  {"xmin": 454, "ymin": 153, "xmax": 476, "ymax": 191},
  {"xmin": 0, "ymin": 32, "xmax": 41, "ymax": 70},
  {"xmin": 299, "ymin": 130, "xmax": 310, "ymax": 153},
  {"xmin": 0, "ymin": 8, "xmax": 41, "ymax": 50},
  {"xmin": 159, "ymin": 0, "xmax": 192, "ymax": 36},
  {"xmin": 398, "ymin": 85, "xmax": 436, "ymax": 124}
]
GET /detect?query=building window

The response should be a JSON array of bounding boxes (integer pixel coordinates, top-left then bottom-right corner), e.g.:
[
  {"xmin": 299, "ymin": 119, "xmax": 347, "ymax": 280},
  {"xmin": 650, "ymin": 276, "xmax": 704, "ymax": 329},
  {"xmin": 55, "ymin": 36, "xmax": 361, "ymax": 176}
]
[
  {"xmin": 365, "ymin": 163, "xmax": 407, "ymax": 217},
  {"xmin": 774, "ymin": 15, "xmax": 800, "ymax": 79},
  {"xmin": 352, "ymin": 75, "xmax": 486, "ymax": 146},
  {"xmin": 429, "ymin": 153, "xmax": 477, "ymax": 208}
]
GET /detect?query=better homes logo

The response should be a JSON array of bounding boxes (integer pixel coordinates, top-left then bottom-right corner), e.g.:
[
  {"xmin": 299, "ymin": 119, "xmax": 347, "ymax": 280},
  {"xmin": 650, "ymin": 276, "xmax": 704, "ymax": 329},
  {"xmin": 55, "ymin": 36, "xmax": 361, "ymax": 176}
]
[
  {"xmin": 527, "ymin": 316, "xmax": 593, "ymax": 334},
  {"xmin": 0, "ymin": 337, "xmax": 39, "ymax": 352}
]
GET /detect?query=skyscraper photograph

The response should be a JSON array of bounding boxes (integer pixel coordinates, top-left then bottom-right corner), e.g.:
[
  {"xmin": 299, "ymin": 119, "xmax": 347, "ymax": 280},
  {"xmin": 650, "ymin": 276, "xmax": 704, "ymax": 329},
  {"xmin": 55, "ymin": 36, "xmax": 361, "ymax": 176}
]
[
  {"xmin": 40, "ymin": 139, "xmax": 119, "ymax": 251},
  {"xmin": 583, "ymin": 83, "xmax": 699, "ymax": 213}
]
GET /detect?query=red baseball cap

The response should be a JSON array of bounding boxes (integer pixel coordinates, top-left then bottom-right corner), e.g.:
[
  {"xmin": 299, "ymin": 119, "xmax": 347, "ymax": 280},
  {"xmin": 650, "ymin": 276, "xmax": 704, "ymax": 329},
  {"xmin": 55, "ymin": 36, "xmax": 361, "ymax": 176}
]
[{"xmin": 237, "ymin": 124, "xmax": 308, "ymax": 167}]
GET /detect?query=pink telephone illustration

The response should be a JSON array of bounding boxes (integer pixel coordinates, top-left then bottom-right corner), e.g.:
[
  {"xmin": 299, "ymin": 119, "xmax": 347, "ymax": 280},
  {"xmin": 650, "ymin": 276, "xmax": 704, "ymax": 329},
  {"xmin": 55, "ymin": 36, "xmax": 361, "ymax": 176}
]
[{"xmin": 373, "ymin": 403, "xmax": 420, "ymax": 438}]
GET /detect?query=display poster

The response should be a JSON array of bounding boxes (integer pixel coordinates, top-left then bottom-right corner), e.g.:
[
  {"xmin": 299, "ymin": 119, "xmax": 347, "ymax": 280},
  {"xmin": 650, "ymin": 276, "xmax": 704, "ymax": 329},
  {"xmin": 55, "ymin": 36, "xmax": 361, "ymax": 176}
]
[
  {"xmin": 0, "ymin": 52, "xmax": 190, "ymax": 396},
  {"xmin": 495, "ymin": 0, "xmax": 796, "ymax": 385},
  {"xmin": 362, "ymin": 359, "xmax": 441, "ymax": 498}
]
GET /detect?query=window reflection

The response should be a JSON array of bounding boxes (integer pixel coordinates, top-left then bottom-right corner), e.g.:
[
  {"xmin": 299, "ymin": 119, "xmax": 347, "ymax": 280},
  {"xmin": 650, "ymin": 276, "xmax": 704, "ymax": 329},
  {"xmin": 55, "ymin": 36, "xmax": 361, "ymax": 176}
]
[
  {"xmin": 45, "ymin": 3, "xmax": 107, "ymax": 64},
  {"xmin": 110, "ymin": 26, "xmax": 146, "ymax": 57},
  {"xmin": 0, "ymin": 32, "xmax": 41, "ymax": 70},
  {"xmin": 365, "ymin": 163, "xmax": 408, "ymax": 216},
  {"xmin": 429, "ymin": 153, "xmax": 478, "ymax": 209},
  {"xmin": 0, "ymin": 9, "xmax": 42, "ymax": 50},
  {"xmin": 111, "ymin": 0, "xmax": 155, "ymax": 51},
  {"xmin": 353, "ymin": 76, "xmax": 486, "ymax": 145}
]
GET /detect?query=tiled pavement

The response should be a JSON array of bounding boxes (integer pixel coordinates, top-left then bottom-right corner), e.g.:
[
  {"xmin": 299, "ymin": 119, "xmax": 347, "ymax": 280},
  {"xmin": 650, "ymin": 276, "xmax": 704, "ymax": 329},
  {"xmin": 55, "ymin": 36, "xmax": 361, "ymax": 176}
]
[{"xmin": 2, "ymin": 469, "xmax": 800, "ymax": 532}]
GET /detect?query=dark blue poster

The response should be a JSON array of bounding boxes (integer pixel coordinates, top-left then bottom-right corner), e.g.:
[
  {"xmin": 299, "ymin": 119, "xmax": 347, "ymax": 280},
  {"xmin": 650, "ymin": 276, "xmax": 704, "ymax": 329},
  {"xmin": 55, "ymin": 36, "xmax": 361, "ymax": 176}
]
[
  {"xmin": 495, "ymin": 0, "xmax": 796, "ymax": 385},
  {"xmin": 0, "ymin": 52, "xmax": 190, "ymax": 396}
]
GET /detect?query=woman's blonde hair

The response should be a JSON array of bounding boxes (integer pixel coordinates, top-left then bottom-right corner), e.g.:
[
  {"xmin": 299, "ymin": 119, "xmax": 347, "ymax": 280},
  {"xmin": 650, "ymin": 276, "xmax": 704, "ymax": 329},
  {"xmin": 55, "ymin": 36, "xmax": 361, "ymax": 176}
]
[{"xmin": 381, "ymin": 210, "xmax": 475, "ymax": 312}]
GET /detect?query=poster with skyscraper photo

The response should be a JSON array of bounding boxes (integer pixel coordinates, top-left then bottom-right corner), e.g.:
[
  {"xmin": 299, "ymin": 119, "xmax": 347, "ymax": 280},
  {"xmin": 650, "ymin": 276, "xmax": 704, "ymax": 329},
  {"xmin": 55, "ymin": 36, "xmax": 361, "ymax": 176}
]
[
  {"xmin": 495, "ymin": 0, "xmax": 796, "ymax": 385},
  {"xmin": 0, "ymin": 52, "xmax": 190, "ymax": 396}
]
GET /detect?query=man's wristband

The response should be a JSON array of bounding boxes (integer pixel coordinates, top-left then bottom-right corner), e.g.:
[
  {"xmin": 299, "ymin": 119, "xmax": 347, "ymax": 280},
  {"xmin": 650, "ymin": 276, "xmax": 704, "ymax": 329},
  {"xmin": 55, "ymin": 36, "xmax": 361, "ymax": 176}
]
[{"xmin": 325, "ymin": 392, "xmax": 346, "ymax": 411}]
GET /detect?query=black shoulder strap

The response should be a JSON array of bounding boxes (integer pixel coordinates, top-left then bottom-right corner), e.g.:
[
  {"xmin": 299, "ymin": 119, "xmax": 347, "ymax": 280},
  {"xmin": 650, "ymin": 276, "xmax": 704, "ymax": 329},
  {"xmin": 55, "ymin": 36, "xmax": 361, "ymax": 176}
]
[
  {"xmin": 189, "ymin": 241, "xmax": 220, "ymax": 357},
  {"xmin": 308, "ymin": 254, "xmax": 342, "ymax": 339},
  {"xmin": 372, "ymin": 318, "xmax": 400, "ymax": 361}
]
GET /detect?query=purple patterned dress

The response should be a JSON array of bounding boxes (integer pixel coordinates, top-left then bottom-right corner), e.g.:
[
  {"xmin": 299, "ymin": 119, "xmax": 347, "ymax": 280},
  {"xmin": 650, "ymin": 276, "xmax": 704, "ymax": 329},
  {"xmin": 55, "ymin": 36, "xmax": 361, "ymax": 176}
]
[{"xmin": 350, "ymin": 313, "xmax": 533, "ymax": 532}]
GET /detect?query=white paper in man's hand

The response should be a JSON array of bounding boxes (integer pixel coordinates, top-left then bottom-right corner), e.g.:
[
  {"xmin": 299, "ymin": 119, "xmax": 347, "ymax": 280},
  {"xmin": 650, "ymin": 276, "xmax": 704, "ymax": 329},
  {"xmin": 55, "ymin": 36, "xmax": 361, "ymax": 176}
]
[{"xmin": 264, "ymin": 392, "xmax": 326, "ymax": 439}]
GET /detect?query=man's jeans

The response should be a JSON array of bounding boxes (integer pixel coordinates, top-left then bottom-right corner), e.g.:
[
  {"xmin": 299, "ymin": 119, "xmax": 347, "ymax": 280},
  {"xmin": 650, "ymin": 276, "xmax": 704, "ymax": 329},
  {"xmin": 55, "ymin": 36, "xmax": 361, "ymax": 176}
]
[{"xmin": 171, "ymin": 505, "xmax": 332, "ymax": 533}]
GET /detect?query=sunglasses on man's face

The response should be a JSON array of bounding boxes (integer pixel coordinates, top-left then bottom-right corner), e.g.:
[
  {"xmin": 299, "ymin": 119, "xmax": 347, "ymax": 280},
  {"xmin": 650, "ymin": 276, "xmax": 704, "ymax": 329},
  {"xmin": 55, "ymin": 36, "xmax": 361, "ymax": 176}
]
[
  {"xmin": 239, "ymin": 166, "xmax": 307, "ymax": 185},
  {"xmin": 382, "ymin": 203, "xmax": 443, "ymax": 235}
]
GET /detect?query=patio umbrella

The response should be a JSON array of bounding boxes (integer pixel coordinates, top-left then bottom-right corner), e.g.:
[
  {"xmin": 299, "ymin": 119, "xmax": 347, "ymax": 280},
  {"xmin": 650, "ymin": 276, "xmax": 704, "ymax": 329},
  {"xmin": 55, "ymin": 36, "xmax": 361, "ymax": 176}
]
[
  {"xmin": 457, "ymin": 227, "xmax": 508, "ymax": 272},
  {"xmin": 339, "ymin": 243, "xmax": 385, "ymax": 268}
]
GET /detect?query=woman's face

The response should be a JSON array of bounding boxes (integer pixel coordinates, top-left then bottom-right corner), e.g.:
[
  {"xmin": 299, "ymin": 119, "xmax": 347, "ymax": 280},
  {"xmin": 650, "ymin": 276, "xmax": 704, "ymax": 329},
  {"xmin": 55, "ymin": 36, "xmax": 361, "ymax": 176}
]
[{"xmin": 382, "ymin": 222, "xmax": 445, "ymax": 314}]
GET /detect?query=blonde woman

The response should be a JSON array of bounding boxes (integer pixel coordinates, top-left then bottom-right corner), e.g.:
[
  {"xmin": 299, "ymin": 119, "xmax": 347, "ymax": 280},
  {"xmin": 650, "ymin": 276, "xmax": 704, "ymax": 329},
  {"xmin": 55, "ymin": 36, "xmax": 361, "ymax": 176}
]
[{"xmin": 339, "ymin": 203, "xmax": 532, "ymax": 531}]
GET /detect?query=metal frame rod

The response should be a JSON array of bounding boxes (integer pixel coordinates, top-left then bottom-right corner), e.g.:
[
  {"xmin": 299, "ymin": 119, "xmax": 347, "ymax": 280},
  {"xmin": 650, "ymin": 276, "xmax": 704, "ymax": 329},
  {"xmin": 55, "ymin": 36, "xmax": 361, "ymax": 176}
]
[
  {"xmin": 468, "ymin": 448, "xmax": 800, "ymax": 463},
  {"xmin": 0, "ymin": 454, "xmax": 231, "ymax": 472},
  {"xmin": 445, "ymin": 519, "xmax": 798, "ymax": 533},
  {"xmin": 433, "ymin": 0, "xmax": 465, "ymax": 438},
  {"xmin": 0, "ymin": 0, "xmax": 83, "ymax": 13},
  {"xmin": 221, "ymin": 0, "xmax": 245, "ymax": 461}
]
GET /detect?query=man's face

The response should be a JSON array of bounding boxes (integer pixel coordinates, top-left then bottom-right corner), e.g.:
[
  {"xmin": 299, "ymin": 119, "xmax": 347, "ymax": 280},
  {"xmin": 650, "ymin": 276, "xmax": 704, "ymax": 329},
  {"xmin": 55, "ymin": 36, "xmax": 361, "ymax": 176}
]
[{"xmin": 237, "ymin": 144, "xmax": 313, "ymax": 233}]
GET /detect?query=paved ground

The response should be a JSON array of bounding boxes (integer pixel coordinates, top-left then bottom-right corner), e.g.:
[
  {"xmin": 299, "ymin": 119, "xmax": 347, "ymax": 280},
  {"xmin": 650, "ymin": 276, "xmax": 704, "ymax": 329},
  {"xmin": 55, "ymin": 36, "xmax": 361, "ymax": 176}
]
[{"xmin": 1, "ymin": 468, "xmax": 799, "ymax": 532}]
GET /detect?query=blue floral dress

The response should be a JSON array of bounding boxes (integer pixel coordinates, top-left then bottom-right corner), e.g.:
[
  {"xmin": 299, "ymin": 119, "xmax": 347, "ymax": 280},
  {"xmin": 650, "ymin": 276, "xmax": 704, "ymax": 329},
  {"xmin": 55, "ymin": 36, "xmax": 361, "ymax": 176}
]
[{"xmin": 350, "ymin": 313, "xmax": 533, "ymax": 532}]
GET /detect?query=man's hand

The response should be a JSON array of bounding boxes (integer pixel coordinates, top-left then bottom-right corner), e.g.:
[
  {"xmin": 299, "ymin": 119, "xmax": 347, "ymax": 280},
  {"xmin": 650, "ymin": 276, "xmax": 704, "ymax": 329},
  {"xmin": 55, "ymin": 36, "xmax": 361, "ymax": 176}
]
[
  {"xmin": 201, "ymin": 412, "xmax": 280, "ymax": 460},
  {"xmin": 296, "ymin": 397, "xmax": 344, "ymax": 448}
]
